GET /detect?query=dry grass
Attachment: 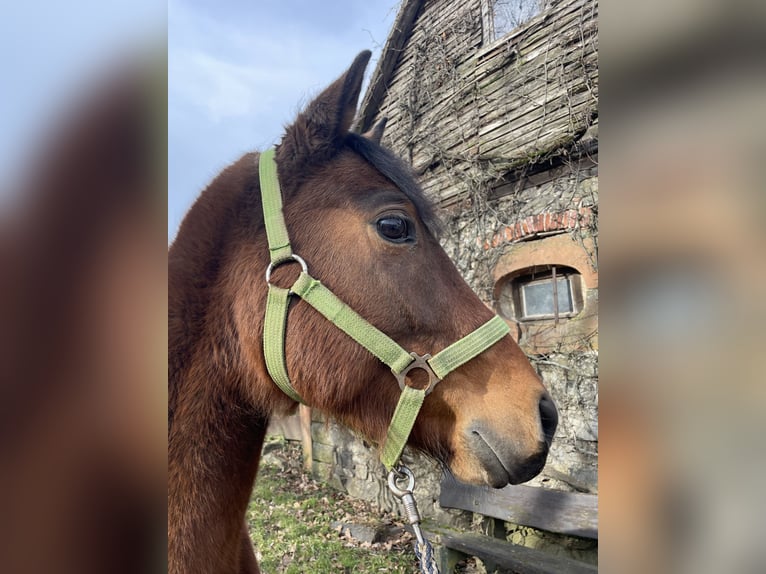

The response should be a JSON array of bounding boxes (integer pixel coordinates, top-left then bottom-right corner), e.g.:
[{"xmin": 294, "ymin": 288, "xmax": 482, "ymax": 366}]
[{"xmin": 247, "ymin": 438, "xmax": 419, "ymax": 573}]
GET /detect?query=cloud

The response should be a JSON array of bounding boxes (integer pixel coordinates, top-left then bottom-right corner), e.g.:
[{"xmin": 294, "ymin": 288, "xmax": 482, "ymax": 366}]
[
  {"xmin": 172, "ymin": 50, "xmax": 267, "ymax": 123},
  {"xmin": 168, "ymin": 0, "xmax": 387, "ymax": 124},
  {"xmin": 167, "ymin": 0, "xmax": 397, "ymax": 241},
  {"xmin": 170, "ymin": 6, "xmax": 312, "ymax": 126}
]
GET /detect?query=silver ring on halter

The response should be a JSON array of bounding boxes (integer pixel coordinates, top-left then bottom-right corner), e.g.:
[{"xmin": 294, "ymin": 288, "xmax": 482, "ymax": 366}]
[{"xmin": 265, "ymin": 254, "xmax": 308, "ymax": 285}]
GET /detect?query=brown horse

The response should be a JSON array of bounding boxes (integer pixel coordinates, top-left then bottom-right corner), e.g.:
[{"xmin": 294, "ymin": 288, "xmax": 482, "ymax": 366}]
[{"xmin": 168, "ymin": 51, "xmax": 557, "ymax": 574}]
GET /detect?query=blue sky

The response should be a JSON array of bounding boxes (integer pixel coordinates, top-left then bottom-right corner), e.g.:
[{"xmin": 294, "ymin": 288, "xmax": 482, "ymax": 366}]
[
  {"xmin": 0, "ymin": 1, "xmax": 397, "ymax": 237},
  {"xmin": 168, "ymin": 0, "xmax": 399, "ymax": 241}
]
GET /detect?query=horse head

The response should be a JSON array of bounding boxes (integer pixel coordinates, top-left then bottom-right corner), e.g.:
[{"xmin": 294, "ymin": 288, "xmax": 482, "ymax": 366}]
[{"xmin": 241, "ymin": 51, "xmax": 557, "ymax": 487}]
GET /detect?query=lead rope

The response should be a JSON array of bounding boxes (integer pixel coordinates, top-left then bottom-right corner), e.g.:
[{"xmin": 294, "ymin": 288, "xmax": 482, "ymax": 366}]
[{"xmin": 388, "ymin": 465, "xmax": 440, "ymax": 574}]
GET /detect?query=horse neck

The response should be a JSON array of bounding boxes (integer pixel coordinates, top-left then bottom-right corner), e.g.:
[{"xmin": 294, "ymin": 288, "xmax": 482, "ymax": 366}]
[
  {"xmin": 169, "ymin": 152, "xmax": 262, "ymax": 418},
  {"xmin": 168, "ymin": 369, "xmax": 268, "ymax": 573},
  {"xmin": 168, "ymin": 153, "xmax": 270, "ymax": 572}
]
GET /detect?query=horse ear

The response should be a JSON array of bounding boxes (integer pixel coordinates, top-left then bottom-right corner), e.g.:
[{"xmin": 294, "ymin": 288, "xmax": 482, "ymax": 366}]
[
  {"xmin": 362, "ymin": 117, "xmax": 387, "ymax": 144},
  {"xmin": 277, "ymin": 51, "xmax": 371, "ymax": 173}
]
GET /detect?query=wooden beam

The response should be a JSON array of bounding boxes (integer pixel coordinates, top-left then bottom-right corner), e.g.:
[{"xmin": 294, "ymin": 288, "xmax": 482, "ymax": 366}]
[
  {"xmin": 427, "ymin": 526, "xmax": 597, "ymax": 574},
  {"xmin": 357, "ymin": 0, "xmax": 425, "ymax": 133},
  {"xmin": 439, "ymin": 476, "xmax": 598, "ymax": 539},
  {"xmin": 299, "ymin": 404, "xmax": 312, "ymax": 472}
]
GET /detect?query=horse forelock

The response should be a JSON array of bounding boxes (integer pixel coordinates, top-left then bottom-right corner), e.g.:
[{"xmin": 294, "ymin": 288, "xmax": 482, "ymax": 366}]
[
  {"xmin": 344, "ymin": 133, "xmax": 443, "ymax": 237},
  {"xmin": 275, "ymin": 132, "xmax": 442, "ymax": 240}
]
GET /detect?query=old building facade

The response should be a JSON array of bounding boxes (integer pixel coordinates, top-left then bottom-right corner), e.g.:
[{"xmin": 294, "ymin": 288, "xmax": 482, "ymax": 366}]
[{"xmin": 356, "ymin": 0, "xmax": 598, "ymax": 491}]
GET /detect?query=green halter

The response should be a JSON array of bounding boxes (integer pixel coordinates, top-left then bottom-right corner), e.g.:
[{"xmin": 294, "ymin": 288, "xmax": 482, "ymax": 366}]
[{"xmin": 259, "ymin": 149, "xmax": 510, "ymax": 470}]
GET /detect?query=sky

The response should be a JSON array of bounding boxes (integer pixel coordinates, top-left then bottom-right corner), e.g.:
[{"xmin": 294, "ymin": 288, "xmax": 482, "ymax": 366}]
[
  {"xmin": 168, "ymin": 0, "xmax": 400, "ymax": 241},
  {"xmin": 0, "ymin": 0, "xmax": 398, "ymax": 239}
]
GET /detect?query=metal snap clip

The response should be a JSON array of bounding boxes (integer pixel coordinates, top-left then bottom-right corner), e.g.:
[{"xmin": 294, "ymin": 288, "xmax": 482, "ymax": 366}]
[{"xmin": 387, "ymin": 465, "xmax": 416, "ymax": 498}]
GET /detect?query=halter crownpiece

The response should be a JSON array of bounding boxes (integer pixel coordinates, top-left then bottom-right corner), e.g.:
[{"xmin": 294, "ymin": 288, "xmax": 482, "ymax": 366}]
[{"xmin": 259, "ymin": 148, "xmax": 510, "ymax": 471}]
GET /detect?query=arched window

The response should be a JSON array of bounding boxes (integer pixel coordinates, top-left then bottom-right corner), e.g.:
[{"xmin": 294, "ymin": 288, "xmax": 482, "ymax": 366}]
[{"xmin": 497, "ymin": 265, "xmax": 583, "ymax": 322}]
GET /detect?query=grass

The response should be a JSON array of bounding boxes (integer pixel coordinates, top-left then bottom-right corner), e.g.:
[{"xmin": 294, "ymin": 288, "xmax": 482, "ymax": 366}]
[{"xmin": 246, "ymin": 439, "xmax": 419, "ymax": 574}]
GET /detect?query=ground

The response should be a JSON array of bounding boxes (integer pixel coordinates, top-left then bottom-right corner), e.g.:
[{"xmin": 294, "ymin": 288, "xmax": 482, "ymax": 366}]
[{"xmin": 248, "ymin": 437, "xmax": 483, "ymax": 573}]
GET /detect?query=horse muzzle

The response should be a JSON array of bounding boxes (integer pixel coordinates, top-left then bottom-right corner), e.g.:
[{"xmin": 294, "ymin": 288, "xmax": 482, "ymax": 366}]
[{"xmin": 464, "ymin": 391, "xmax": 558, "ymax": 488}]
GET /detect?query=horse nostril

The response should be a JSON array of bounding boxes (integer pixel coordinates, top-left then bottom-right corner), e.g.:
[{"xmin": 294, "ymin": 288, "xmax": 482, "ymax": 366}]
[{"xmin": 539, "ymin": 393, "xmax": 558, "ymax": 446}]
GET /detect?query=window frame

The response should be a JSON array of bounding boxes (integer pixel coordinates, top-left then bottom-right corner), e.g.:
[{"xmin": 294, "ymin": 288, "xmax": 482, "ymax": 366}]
[
  {"xmin": 481, "ymin": 0, "xmax": 550, "ymax": 45},
  {"xmin": 498, "ymin": 265, "xmax": 583, "ymax": 322},
  {"xmin": 519, "ymin": 274, "xmax": 574, "ymax": 319}
]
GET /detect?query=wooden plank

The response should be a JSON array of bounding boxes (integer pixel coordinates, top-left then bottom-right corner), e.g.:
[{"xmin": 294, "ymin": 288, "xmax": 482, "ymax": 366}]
[
  {"xmin": 476, "ymin": 54, "xmax": 596, "ymax": 103},
  {"xmin": 266, "ymin": 413, "xmax": 302, "ymax": 442},
  {"xmin": 476, "ymin": 60, "xmax": 593, "ymax": 111},
  {"xmin": 439, "ymin": 477, "xmax": 598, "ymax": 539},
  {"xmin": 477, "ymin": 99, "xmax": 590, "ymax": 154},
  {"xmin": 477, "ymin": 54, "xmax": 594, "ymax": 103},
  {"xmin": 299, "ymin": 405, "xmax": 312, "ymax": 472},
  {"xmin": 428, "ymin": 526, "xmax": 597, "ymax": 574},
  {"xmin": 475, "ymin": 0, "xmax": 590, "ymax": 68},
  {"xmin": 357, "ymin": 0, "xmax": 425, "ymax": 132},
  {"xmin": 477, "ymin": 92, "xmax": 594, "ymax": 158}
]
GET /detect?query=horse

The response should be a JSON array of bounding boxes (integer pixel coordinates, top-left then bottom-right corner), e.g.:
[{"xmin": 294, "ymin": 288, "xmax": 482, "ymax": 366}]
[{"xmin": 168, "ymin": 51, "xmax": 558, "ymax": 574}]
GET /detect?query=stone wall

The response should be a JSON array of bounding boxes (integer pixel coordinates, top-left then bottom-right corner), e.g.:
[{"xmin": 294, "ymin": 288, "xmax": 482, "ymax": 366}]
[
  {"xmin": 439, "ymin": 157, "xmax": 599, "ymax": 495},
  {"xmin": 309, "ymin": 410, "xmax": 471, "ymax": 529}
]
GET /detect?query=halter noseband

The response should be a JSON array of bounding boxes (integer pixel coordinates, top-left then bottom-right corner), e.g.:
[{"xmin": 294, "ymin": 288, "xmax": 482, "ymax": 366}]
[{"xmin": 259, "ymin": 149, "xmax": 510, "ymax": 471}]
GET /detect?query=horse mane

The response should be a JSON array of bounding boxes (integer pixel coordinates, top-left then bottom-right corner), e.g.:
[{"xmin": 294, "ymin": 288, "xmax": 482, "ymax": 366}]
[
  {"xmin": 168, "ymin": 153, "xmax": 260, "ymax": 427},
  {"xmin": 344, "ymin": 133, "xmax": 442, "ymax": 236}
]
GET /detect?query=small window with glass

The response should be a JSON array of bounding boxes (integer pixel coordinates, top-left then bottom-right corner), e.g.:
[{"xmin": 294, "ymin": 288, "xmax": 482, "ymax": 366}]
[
  {"xmin": 497, "ymin": 265, "xmax": 582, "ymax": 322},
  {"xmin": 484, "ymin": 0, "xmax": 548, "ymax": 42}
]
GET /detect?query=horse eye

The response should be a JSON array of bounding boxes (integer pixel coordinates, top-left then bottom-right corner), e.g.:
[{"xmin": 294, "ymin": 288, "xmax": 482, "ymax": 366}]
[{"xmin": 376, "ymin": 216, "xmax": 412, "ymax": 243}]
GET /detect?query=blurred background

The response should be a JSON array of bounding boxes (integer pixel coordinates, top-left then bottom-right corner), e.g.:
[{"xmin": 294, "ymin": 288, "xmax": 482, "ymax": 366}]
[
  {"xmin": 0, "ymin": 2, "xmax": 167, "ymax": 573},
  {"xmin": 600, "ymin": 0, "xmax": 766, "ymax": 572},
  {"xmin": 1, "ymin": 0, "xmax": 764, "ymax": 572}
]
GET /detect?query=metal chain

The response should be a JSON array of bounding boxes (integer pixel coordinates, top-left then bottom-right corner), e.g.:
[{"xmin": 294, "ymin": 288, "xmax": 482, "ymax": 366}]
[{"xmin": 387, "ymin": 465, "xmax": 441, "ymax": 574}]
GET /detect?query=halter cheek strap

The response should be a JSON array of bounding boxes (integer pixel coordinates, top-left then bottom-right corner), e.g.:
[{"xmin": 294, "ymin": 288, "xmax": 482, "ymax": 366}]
[{"xmin": 259, "ymin": 149, "xmax": 510, "ymax": 471}]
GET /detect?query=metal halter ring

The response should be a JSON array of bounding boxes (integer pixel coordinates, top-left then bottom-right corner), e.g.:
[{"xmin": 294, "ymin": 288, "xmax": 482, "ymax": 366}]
[
  {"xmin": 394, "ymin": 352, "xmax": 441, "ymax": 395},
  {"xmin": 265, "ymin": 254, "xmax": 308, "ymax": 285}
]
